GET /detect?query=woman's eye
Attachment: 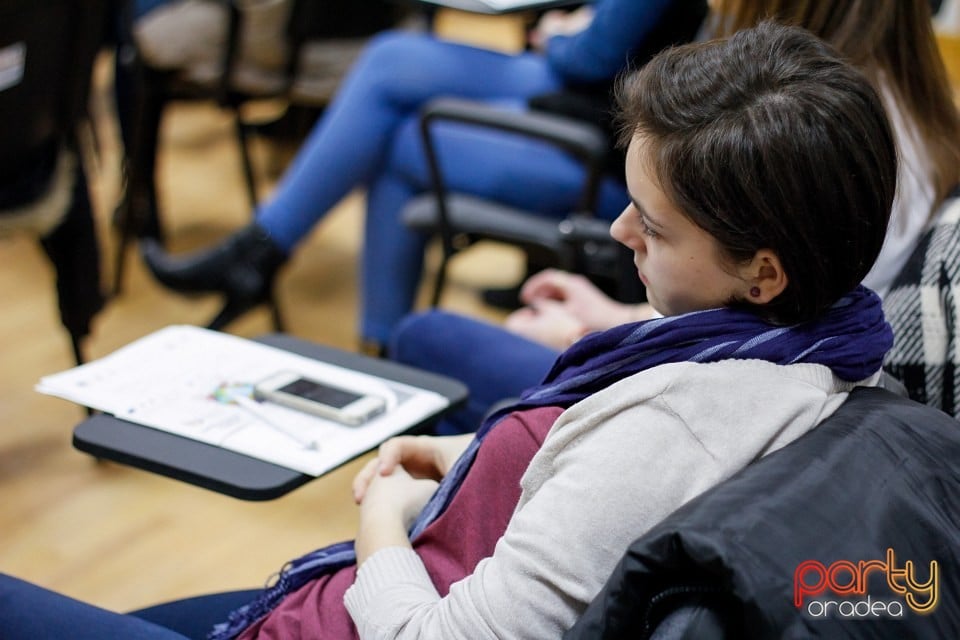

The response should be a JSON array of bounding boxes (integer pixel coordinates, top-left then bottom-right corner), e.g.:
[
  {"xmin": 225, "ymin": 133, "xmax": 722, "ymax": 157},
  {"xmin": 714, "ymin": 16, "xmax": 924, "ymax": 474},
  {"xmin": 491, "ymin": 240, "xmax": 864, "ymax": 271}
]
[{"xmin": 640, "ymin": 217, "xmax": 659, "ymax": 239}]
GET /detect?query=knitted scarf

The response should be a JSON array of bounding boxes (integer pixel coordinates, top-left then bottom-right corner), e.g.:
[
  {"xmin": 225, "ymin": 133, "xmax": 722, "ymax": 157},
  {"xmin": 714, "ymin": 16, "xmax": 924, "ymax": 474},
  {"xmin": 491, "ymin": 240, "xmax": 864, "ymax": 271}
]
[{"xmin": 209, "ymin": 285, "xmax": 891, "ymax": 640}]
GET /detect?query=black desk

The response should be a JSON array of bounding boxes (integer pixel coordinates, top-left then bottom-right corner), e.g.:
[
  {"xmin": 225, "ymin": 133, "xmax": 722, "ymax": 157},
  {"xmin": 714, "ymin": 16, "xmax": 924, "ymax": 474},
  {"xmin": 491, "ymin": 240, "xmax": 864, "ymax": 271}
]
[{"xmin": 72, "ymin": 334, "xmax": 468, "ymax": 501}]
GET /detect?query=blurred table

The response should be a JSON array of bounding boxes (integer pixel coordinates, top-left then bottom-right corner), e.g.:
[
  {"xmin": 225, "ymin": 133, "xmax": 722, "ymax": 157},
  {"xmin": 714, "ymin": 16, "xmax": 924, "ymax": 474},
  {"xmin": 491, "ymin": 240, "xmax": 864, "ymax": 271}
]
[
  {"xmin": 72, "ymin": 334, "xmax": 468, "ymax": 501},
  {"xmin": 416, "ymin": 0, "xmax": 579, "ymax": 15},
  {"xmin": 413, "ymin": 0, "xmax": 581, "ymax": 53}
]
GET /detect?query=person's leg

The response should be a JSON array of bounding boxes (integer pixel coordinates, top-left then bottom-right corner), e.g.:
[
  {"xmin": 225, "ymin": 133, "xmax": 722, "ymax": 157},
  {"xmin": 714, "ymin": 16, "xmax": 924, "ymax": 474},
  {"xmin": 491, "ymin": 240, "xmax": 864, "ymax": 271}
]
[
  {"xmin": 128, "ymin": 589, "xmax": 262, "ymax": 639},
  {"xmin": 388, "ymin": 310, "xmax": 560, "ymax": 434},
  {"xmin": 358, "ymin": 110, "xmax": 629, "ymax": 346},
  {"xmin": 257, "ymin": 30, "xmax": 565, "ymax": 252},
  {"xmin": 361, "ymin": 162, "xmax": 429, "ymax": 349},
  {"xmin": 0, "ymin": 573, "xmax": 189, "ymax": 640}
]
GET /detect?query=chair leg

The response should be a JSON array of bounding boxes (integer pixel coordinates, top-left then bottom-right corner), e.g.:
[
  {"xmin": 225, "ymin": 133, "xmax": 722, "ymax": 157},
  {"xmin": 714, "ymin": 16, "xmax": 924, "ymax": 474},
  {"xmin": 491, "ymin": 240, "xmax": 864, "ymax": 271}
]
[
  {"xmin": 39, "ymin": 160, "xmax": 105, "ymax": 370},
  {"xmin": 111, "ymin": 198, "xmax": 131, "ymax": 296},
  {"xmin": 111, "ymin": 180, "xmax": 145, "ymax": 296},
  {"xmin": 112, "ymin": 169, "xmax": 163, "ymax": 295},
  {"xmin": 70, "ymin": 333, "xmax": 85, "ymax": 367},
  {"xmin": 430, "ymin": 253, "xmax": 452, "ymax": 307},
  {"xmin": 113, "ymin": 71, "xmax": 166, "ymax": 295},
  {"xmin": 227, "ymin": 106, "xmax": 299, "ymax": 333},
  {"xmin": 234, "ymin": 112, "xmax": 259, "ymax": 209},
  {"xmin": 205, "ymin": 294, "xmax": 284, "ymax": 333},
  {"xmin": 269, "ymin": 294, "xmax": 285, "ymax": 333}
]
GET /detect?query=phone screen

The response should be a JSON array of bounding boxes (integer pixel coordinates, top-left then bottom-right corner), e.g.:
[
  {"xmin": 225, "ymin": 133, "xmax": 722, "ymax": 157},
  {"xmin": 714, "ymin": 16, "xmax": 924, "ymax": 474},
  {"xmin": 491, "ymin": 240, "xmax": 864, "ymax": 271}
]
[{"xmin": 278, "ymin": 378, "xmax": 363, "ymax": 408}]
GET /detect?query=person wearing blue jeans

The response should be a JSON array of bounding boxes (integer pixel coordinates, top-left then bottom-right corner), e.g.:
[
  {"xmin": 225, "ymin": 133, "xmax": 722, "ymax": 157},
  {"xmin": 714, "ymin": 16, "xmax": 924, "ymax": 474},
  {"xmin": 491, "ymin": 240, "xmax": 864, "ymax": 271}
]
[
  {"xmin": 141, "ymin": 0, "xmax": 708, "ymax": 351},
  {"xmin": 0, "ymin": 572, "xmax": 263, "ymax": 639}
]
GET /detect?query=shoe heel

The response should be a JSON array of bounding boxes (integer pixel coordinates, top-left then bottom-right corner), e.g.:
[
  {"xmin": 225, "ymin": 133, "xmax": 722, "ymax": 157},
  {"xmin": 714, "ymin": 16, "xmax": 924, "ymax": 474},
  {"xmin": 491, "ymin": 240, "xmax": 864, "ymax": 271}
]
[
  {"xmin": 207, "ymin": 293, "xmax": 284, "ymax": 332},
  {"xmin": 207, "ymin": 297, "xmax": 251, "ymax": 331}
]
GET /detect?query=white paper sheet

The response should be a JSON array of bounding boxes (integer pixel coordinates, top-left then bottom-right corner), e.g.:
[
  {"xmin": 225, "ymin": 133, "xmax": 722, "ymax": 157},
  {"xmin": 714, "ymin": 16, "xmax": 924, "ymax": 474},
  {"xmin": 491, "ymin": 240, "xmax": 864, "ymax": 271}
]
[{"xmin": 38, "ymin": 326, "xmax": 449, "ymax": 476}]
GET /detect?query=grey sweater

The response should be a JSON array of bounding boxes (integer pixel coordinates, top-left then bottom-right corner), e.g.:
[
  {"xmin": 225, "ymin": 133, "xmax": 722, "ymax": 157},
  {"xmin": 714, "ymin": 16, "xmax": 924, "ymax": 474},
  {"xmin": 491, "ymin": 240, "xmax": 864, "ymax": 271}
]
[{"xmin": 344, "ymin": 359, "xmax": 878, "ymax": 639}]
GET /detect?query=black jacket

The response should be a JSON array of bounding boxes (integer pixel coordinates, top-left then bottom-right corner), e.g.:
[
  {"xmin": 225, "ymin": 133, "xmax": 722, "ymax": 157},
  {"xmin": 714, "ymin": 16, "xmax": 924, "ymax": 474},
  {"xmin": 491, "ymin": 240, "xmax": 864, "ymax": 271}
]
[{"xmin": 567, "ymin": 387, "xmax": 960, "ymax": 639}]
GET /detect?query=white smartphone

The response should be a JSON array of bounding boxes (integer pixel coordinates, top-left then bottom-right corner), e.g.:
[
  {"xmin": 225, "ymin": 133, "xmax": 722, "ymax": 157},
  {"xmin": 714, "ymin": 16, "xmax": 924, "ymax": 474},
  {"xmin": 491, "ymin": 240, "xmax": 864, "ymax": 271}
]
[{"xmin": 253, "ymin": 371, "xmax": 386, "ymax": 426}]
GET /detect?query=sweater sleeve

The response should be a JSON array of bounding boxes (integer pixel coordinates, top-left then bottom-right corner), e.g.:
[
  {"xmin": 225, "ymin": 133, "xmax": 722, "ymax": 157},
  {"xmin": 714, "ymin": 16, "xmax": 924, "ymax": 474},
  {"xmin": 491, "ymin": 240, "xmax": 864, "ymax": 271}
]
[
  {"xmin": 544, "ymin": 0, "xmax": 677, "ymax": 85},
  {"xmin": 343, "ymin": 368, "xmax": 723, "ymax": 639},
  {"xmin": 343, "ymin": 361, "xmax": 843, "ymax": 639}
]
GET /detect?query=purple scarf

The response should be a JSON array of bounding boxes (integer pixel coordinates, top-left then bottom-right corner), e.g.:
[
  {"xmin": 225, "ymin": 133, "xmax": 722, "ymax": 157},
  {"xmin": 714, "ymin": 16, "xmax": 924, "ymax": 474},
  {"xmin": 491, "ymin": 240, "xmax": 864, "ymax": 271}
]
[{"xmin": 210, "ymin": 285, "xmax": 891, "ymax": 640}]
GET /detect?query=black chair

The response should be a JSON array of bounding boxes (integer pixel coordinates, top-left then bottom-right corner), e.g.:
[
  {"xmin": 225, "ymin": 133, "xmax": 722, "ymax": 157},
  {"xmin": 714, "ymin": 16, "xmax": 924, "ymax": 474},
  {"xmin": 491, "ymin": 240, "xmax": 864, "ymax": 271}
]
[
  {"xmin": 0, "ymin": 0, "xmax": 109, "ymax": 365},
  {"xmin": 402, "ymin": 97, "xmax": 637, "ymax": 307},
  {"xmin": 111, "ymin": 0, "xmax": 411, "ymax": 306},
  {"xmin": 567, "ymin": 387, "xmax": 960, "ymax": 639}
]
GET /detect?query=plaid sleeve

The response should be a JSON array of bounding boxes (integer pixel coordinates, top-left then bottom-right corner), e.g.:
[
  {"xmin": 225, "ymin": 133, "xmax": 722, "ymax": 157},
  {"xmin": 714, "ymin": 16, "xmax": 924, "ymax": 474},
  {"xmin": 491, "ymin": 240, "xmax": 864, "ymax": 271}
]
[{"xmin": 883, "ymin": 197, "xmax": 960, "ymax": 418}]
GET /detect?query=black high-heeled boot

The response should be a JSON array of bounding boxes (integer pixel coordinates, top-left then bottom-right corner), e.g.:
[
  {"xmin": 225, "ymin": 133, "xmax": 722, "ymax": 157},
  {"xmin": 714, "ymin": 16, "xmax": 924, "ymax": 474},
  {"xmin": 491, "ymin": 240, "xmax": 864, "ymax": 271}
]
[{"xmin": 141, "ymin": 224, "xmax": 287, "ymax": 328}]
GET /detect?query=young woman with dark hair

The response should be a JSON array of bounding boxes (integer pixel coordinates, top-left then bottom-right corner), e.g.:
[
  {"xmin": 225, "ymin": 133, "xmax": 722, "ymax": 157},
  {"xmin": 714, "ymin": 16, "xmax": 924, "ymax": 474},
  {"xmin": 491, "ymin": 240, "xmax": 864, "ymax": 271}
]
[
  {"xmin": 1, "ymin": 21, "xmax": 897, "ymax": 640},
  {"xmin": 394, "ymin": 0, "xmax": 960, "ymax": 433}
]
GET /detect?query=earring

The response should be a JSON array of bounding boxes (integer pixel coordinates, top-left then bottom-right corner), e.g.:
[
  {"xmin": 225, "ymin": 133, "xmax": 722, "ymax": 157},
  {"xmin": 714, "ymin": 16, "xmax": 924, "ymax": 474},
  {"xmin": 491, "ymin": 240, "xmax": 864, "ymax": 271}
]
[{"xmin": 750, "ymin": 286, "xmax": 761, "ymax": 298}]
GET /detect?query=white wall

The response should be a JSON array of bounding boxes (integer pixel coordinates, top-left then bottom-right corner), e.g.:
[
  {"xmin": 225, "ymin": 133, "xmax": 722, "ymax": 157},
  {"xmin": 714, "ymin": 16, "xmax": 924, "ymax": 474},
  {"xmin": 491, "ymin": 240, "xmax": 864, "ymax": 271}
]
[{"xmin": 936, "ymin": 0, "xmax": 960, "ymax": 35}]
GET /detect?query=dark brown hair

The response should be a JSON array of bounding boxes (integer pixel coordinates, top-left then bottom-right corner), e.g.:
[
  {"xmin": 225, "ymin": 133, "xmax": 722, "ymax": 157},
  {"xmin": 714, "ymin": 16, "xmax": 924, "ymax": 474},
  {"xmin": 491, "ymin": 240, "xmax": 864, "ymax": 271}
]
[
  {"xmin": 713, "ymin": 0, "xmax": 960, "ymax": 210},
  {"xmin": 616, "ymin": 21, "xmax": 897, "ymax": 324}
]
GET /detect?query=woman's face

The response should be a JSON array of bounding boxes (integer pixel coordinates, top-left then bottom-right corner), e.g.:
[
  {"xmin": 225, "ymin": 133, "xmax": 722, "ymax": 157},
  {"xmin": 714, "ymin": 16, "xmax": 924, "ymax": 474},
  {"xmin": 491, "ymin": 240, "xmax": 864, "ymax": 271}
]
[{"xmin": 610, "ymin": 136, "xmax": 753, "ymax": 317}]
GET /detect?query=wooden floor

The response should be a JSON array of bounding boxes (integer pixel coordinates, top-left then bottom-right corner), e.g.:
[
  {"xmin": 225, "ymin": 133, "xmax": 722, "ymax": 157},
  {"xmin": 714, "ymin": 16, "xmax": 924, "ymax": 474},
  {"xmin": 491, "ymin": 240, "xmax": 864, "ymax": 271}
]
[{"xmin": 0, "ymin": 53, "xmax": 517, "ymax": 613}]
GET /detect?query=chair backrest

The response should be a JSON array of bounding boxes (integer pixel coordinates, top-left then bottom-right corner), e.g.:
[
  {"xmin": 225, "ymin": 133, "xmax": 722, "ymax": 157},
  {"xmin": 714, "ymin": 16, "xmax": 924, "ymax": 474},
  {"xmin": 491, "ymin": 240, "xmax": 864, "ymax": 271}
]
[
  {"xmin": 0, "ymin": 0, "xmax": 108, "ymax": 365},
  {"xmin": 0, "ymin": 0, "xmax": 106, "ymax": 189}
]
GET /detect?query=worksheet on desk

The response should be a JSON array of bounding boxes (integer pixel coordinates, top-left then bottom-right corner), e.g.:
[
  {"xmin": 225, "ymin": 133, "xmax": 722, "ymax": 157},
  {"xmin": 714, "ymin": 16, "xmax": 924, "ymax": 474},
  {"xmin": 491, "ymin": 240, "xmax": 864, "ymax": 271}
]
[{"xmin": 36, "ymin": 325, "xmax": 449, "ymax": 476}]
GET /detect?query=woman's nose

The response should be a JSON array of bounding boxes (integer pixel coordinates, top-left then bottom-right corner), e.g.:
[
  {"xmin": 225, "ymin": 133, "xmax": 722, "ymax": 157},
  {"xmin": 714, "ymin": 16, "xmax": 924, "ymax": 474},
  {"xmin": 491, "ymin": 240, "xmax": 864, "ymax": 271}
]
[
  {"xmin": 610, "ymin": 206, "xmax": 643, "ymax": 252},
  {"xmin": 610, "ymin": 207, "xmax": 630, "ymax": 243}
]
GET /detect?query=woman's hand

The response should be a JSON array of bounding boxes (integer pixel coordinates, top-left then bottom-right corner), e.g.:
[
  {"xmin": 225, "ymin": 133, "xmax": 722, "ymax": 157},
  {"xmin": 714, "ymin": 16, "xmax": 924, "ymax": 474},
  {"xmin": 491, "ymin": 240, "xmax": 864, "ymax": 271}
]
[
  {"xmin": 505, "ymin": 299, "xmax": 588, "ymax": 349},
  {"xmin": 353, "ymin": 435, "xmax": 473, "ymax": 564},
  {"xmin": 352, "ymin": 434, "xmax": 472, "ymax": 504},
  {"xmin": 359, "ymin": 465, "xmax": 439, "ymax": 529},
  {"xmin": 354, "ymin": 465, "xmax": 439, "ymax": 565},
  {"xmin": 520, "ymin": 269, "xmax": 654, "ymax": 332}
]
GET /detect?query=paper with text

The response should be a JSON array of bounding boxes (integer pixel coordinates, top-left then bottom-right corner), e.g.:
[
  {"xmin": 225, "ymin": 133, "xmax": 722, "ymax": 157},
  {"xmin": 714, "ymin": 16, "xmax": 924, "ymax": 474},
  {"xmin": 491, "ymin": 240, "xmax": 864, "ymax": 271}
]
[{"xmin": 37, "ymin": 326, "xmax": 449, "ymax": 476}]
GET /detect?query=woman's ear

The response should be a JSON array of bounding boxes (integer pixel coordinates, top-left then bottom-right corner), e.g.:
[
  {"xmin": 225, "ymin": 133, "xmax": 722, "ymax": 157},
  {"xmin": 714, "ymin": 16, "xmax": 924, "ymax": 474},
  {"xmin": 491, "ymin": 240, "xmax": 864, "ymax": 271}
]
[{"xmin": 744, "ymin": 249, "xmax": 788, "ymax": 304}]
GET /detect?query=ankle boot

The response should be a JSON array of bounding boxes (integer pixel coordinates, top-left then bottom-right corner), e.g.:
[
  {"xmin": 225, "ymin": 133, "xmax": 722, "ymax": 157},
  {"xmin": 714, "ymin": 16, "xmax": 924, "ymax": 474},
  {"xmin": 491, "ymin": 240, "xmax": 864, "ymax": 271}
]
[{"xmin": 141, "ymin": 224, "xmax": 287, "ymax": 326}]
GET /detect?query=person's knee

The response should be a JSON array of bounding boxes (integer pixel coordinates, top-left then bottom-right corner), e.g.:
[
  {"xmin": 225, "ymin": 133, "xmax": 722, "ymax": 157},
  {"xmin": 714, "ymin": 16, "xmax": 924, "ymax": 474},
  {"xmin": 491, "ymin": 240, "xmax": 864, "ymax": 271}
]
[
  {"xmin": 361, "ymin": 30, "xmax": 433, "ymax": 68},
  {"xmin": 389, "ymin": 310, "xmax": 453, "ymax": 366},
  {"xmin": 354, "ymin": 30, "xmax": 447, "ymax": 89}
]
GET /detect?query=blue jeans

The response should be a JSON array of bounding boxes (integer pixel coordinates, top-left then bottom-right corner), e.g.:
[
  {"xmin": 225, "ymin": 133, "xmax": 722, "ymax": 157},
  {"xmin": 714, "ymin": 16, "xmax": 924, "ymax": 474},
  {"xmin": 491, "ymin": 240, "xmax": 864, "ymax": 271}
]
[
  {"xmin": 389, "ymin": 310, "xmax": 561, "ymax": 434},
  {"xmin": 0, "ymin": 573, "xmax": 258, "ymax": 640},
  {"xmin": 255, "ymin": 31, "xmax": 627, "ymax": 344}
]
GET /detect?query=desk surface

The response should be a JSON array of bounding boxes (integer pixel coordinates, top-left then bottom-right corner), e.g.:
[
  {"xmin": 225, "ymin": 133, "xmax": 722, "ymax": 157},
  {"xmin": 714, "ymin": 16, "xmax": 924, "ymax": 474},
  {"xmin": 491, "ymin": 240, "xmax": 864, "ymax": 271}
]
[{"xmin": 72, "ymin": 334, "xmax": 468, "ymax": 501}]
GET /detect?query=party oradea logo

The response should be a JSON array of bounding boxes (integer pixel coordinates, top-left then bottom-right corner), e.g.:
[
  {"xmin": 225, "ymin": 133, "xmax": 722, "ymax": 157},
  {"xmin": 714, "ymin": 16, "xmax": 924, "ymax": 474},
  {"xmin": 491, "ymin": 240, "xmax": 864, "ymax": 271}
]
[{"xmin": 794, "ymin": 549, "xmax": 938, "ymax": 619}]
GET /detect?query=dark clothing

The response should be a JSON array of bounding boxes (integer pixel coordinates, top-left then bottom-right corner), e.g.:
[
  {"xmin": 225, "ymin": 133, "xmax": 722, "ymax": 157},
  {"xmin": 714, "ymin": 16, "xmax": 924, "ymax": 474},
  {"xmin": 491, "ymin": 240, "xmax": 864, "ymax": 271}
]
[{"xmin": 567, "ymin": 387, "xmax": 960, "ymax": 639}]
